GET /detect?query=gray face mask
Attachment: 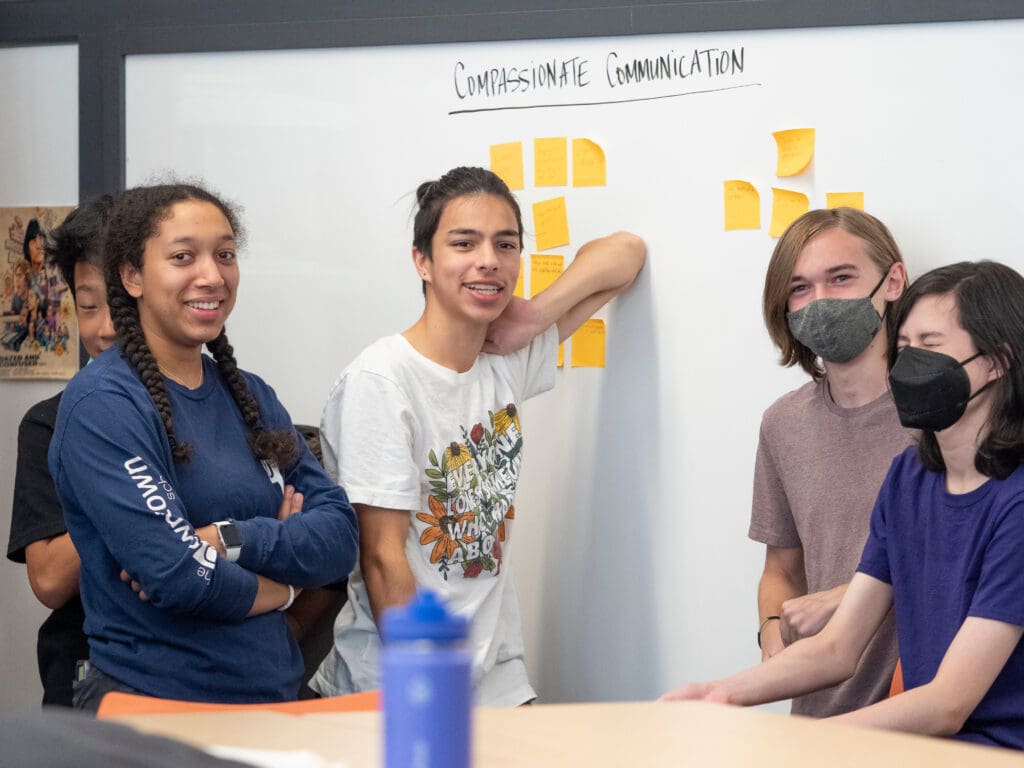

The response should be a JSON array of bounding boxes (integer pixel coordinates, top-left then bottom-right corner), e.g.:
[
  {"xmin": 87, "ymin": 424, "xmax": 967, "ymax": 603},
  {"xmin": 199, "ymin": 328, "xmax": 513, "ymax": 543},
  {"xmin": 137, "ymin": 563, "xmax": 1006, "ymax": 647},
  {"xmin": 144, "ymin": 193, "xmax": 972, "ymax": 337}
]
[{"xmin": 786, "ymin": 272, "xmax": 888, "ymax": 363}]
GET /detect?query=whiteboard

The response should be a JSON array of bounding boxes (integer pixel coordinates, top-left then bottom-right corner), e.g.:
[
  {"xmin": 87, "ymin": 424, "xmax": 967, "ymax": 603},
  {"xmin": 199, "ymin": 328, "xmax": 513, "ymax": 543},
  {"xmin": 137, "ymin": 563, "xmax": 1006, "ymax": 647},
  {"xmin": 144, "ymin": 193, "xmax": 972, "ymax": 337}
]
[{"xmin": 125, "ymin": 19, "xmax": 1024, "ymax": 703}]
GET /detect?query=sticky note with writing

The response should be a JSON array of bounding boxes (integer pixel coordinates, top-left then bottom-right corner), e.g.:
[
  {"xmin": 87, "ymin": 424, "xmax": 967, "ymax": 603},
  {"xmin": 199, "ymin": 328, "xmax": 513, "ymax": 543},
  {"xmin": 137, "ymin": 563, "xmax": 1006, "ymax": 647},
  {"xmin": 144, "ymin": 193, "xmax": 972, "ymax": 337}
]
[
  {"xmin": 535, "ymin": 137, "xmax": 568, "ymax": 186},
  {"xmin": 490, "ymin": 142, "xmax": 524, "ymax": 190},
  {"xmin": 773, "ymin": 128, "xmax": 815, "ymax": 177},
  {"xmin": 769, "ymin": 188, "xmax": 810, "ymax": 237},
  {"xmin": 723, "ymin": 180, "xmax": 760, "ymax": 230},
  {"xmin": 572, "ymin": 139, "xmax": 606, "ymax": 187},
  {"xmin": 533, "ymin": 197, "xmax": 570, "ymax": 251},
  {"xmin": 571, "ymin": 319, "xmax": 606, "ymax": 368}
]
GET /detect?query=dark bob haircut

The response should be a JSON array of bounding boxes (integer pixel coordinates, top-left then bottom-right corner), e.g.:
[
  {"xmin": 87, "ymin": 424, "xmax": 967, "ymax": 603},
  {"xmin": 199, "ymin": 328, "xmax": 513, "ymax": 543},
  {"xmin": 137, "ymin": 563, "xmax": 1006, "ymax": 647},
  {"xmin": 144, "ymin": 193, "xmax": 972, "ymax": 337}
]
[{"xmin": 888, "ymin": 260, "xmax": 1024, "ymax": 479}]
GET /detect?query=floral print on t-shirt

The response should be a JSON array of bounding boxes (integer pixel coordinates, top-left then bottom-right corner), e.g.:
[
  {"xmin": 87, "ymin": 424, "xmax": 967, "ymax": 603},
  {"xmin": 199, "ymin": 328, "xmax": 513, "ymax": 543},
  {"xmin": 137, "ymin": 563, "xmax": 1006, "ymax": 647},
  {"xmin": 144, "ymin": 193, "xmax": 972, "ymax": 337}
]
[{"xmin": 418, "ymin": 404, "xmax": 522, "ymax": 580}]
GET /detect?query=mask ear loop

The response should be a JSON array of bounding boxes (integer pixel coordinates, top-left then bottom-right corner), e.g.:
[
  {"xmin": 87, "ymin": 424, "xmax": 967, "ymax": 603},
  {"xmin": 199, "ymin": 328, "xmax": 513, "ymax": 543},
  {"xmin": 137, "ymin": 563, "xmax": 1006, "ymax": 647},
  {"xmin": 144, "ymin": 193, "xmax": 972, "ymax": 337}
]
[
  {"xmin": 869, "ymin": 268, "xmax": 892, "ymax": 322},
  {"xmin": 959, "ymin": 351, "xmax": 994, "ymax": 404}
]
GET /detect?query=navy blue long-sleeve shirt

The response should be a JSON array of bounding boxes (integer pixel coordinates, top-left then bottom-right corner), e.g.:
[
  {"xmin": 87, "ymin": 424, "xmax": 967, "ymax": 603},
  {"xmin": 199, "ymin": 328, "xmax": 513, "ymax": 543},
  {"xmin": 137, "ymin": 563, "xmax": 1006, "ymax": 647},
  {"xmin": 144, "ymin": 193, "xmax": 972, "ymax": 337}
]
[{"xmin": 49, "ymin": 347, "xmax": 358, "ymax": 702}]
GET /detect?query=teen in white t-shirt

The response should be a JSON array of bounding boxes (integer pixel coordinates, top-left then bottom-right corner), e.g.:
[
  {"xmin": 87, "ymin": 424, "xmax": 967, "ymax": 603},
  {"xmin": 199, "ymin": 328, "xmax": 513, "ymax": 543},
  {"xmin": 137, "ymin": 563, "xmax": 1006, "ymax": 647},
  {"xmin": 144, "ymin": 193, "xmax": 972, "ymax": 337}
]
[{"xmin": 312, "ymin": 166, "xmax": 645, "ymax": 705}]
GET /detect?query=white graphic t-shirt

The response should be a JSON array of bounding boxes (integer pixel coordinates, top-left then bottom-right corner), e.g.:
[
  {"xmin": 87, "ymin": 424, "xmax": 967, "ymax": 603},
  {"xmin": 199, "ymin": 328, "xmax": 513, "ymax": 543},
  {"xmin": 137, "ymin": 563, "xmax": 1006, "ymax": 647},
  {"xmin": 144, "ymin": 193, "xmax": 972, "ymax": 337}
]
[{"xmin": 311, "ymin": 327, "xmax": 558, "ymax": 706}]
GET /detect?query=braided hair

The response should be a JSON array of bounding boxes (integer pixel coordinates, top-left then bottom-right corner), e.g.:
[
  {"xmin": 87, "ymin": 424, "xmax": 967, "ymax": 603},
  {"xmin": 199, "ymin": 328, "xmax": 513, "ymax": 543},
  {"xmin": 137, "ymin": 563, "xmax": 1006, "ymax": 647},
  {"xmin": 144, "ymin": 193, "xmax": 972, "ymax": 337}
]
[{"xmin": 104, "ymin": 183, "xmax": 299, "ymax": 469}]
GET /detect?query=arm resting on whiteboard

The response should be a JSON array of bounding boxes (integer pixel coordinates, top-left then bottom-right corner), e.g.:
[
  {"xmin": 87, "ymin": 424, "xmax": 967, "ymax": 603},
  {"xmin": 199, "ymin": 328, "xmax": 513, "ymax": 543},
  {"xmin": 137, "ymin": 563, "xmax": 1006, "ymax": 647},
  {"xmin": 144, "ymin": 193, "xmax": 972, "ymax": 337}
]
[
  {"xmin": 830, "ymin": 617, "xmax": 1022, "ymax": 737},
  {"xmin": 483, "ymin": 231, "xmax": 646, "ymax": 354},
  {"xmin": 356, "ymin": 503, "xmax": 418, "ymax": 626},
  {"xmin": 660, "ymin": 573, "xmax": 890, "ymax": 706}
]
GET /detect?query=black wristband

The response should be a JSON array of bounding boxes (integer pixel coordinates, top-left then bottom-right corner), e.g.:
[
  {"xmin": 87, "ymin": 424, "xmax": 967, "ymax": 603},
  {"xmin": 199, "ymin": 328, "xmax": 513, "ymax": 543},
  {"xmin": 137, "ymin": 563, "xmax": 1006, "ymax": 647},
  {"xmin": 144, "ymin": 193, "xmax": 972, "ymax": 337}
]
[{"xmin": 756, "ymin": 616, "xmax": 781, "ymax": 649}]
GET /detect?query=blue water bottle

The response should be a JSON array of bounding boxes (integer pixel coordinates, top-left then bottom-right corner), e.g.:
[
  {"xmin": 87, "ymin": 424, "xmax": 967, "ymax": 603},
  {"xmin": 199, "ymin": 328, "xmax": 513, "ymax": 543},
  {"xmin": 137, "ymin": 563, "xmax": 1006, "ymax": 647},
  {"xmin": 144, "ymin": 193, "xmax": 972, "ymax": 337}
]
[{"xmin": 381, "ymin": 590, "xmax": 472, "ymax": 768}]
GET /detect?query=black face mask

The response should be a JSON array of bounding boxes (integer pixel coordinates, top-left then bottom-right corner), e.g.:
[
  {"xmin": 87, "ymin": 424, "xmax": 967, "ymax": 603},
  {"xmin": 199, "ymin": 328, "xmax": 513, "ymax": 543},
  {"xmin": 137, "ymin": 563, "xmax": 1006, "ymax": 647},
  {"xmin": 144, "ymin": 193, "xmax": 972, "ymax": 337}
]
[{"xmin": 888, "ymin": 346, "xmax": 990, "ymax": 431}]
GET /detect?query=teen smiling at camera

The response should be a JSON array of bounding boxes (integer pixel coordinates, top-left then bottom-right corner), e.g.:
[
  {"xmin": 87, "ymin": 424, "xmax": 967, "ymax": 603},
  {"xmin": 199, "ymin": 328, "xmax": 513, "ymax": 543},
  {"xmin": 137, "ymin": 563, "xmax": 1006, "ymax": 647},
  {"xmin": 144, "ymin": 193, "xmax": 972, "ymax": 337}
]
[
  {"xmin": 48, "ymin": 184, "xmax": 358, "ymax": 709},
  {"xmin": 311, "ymin": 166, "xmax": 645, "ymax": 706}
]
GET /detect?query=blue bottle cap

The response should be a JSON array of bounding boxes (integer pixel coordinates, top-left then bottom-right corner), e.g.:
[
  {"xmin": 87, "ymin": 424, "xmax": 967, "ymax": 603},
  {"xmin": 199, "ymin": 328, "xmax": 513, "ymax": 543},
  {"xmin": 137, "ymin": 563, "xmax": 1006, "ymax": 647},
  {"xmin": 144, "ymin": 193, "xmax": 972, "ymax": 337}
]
[{"xmin": 381, "ymin": 590, "xmax": 470, "ymax": 643}]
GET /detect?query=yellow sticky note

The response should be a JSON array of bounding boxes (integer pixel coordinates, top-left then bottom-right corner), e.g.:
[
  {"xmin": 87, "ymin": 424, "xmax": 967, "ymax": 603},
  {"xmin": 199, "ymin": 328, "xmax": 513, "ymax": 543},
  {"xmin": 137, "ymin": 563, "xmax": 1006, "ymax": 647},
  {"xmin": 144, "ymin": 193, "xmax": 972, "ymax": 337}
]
[
  {"xmin": 769, "ymin": 188, "xmax": 810, "ymax": 238},
  {"xmin": 557, "ymin": 343, "xmax": 564, "ymax": 368},
  {"xmin": 723, "ymin": 180, "xmax": 760, "ymax": 230},
  {"xmin": 773, "ymin": 128, "xmax": 815, "ymax": 177},
  {"xmin": 826, "ymin": 192, "xmax": 865, "ymax": 211},
  {"xmin": 530, "ymin": 254, "xmax": 564, "ymax": 297},
  {"xmin": 513, "ymin": 257, "xmax": 525, "ymax": 298},
  {"xmin": 534, "ymin": 137, "xmax": 568, "ymax": 186},
  {"xmin": 570, "ymin": 319, "xmax": 606, "ymax": 368},
  {"xmin": 572, "ymin": 138, "xmax": 606, "ymax": 187},
  {"xmin": 490, "ymin": 142, "xmax": 524, "ymax": 190},
  {"xmin": 532, "ymin": 197, "xmax": 570, "ymax": 251}
]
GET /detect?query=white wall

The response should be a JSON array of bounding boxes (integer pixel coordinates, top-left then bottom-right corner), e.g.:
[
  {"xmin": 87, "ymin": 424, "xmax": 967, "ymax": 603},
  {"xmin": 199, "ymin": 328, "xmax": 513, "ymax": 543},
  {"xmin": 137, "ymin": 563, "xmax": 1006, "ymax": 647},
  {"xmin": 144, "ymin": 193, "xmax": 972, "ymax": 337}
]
[
  {"xmin": 0, "ymin": 43, "xmax": 78, "ymax": 711},
  {"xmin": 123, "ymin": 19, "xmax": 1024, "ymax": 705}
]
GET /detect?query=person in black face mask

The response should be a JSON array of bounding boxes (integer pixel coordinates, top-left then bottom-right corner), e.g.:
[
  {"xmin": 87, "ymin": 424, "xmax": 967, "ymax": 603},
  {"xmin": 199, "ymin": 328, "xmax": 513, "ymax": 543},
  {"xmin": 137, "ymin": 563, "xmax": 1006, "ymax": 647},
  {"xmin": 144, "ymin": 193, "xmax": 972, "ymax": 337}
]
[
  {"xmin": 745, "ymin": 207, "xmax": 912, "ymax": 719},
  {"xmin": 664, "ymin": 260, "xmax": 1024, "ymax": 752}
]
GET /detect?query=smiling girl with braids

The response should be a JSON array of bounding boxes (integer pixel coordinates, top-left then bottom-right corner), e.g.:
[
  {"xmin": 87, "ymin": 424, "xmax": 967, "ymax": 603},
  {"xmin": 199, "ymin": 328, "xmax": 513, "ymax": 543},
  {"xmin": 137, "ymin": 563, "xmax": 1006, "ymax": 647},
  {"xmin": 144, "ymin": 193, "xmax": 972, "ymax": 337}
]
[{"xmin": 48, "ymin": 184, "xmax": 358, "ymax": 709}]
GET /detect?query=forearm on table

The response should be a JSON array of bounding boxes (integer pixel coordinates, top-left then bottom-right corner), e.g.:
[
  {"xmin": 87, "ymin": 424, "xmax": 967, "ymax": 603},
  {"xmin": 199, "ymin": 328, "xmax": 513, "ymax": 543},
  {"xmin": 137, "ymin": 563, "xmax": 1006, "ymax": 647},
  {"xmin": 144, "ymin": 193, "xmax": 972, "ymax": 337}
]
[{"xmin": 719, "ymin": 631, "xmax": 856, "ymax": 706}]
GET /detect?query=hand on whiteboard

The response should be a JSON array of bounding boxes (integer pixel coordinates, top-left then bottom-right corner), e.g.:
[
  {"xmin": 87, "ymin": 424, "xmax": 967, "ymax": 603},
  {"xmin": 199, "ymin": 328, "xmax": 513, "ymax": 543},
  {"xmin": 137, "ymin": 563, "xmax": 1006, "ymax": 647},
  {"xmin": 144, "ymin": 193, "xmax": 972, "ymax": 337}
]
[
  {"xmin": 658, "ymin": 681, "xmax": 732, "ymax": 704},
  {"xmin": 779, "ymin": 584, "xmax": 847, "ymax": 645},
  {"xmin": 482, "ymin": 296, "xmax": 544, "ymax": 356}
]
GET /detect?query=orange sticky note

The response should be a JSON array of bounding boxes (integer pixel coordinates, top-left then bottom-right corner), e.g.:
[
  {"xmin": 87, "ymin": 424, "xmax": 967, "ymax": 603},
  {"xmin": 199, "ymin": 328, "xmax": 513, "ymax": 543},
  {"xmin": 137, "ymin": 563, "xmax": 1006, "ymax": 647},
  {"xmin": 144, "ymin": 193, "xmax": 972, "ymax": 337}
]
[
  {"xmin": 773, "ymin": 128, "xmax": 815, "ymax": 177},
  {"xmin": 530, "ymin": 254, "xmax": 564, "ymax": 297},
  {"xmin": 570, "ymin": 319, "xmax": 606, "ymax": 368},
  {"xmin": 532, "ymin": 197, "xmax": 570, "ymax": 251},
  {"xmin": 490, "ymin": 142, "xmax": 524, "ymax": 190},
  {"xmin": 557, "ymin": 343, "xmax": 564, "ymax": 368},
  {"xmin": 769, "ymin": 188, "xmax": 810, "ymax": 238},
  {"xmin": 534, "ymin": 137, "xmax": 568, "ymax": 186},
  {"xmin": 826, "ymin": 192, "xmax": 864, "ymax": 211},
  {"xmin": 513, "ymin": 257, "xmax": 525, "ymax": 298},
  {"xmin": 572, "ymin": 138, "xmax": 606, "ymax": 187},
  {"xmin": 723, "ymin": 180, "xmax": 760, "ymax": 230}
]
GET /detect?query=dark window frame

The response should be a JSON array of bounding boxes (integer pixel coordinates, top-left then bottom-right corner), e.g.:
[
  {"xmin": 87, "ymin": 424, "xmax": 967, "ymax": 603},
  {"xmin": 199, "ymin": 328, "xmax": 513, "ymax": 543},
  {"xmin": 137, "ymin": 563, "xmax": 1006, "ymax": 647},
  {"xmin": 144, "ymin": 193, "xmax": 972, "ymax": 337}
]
[{"xmin": 2, "ymin": 1, "xmax": 1021, "ymax": 197}]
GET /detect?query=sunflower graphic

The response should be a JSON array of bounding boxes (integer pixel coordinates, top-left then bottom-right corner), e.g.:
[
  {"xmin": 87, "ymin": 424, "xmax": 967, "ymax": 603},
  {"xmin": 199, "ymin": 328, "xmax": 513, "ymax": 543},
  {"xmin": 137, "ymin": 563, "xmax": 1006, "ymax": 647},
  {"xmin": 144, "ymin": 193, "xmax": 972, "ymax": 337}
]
[
  {"xmin": 493, "ymin": 404, "xmax": 520, "ymax": 435},
  {"xmin": 417, "ymin": 495, "xmax": 473, "ymax": 564},
  {"xmin": 443, "ymin": 441, "xmax": 472, "ymax": 470}
]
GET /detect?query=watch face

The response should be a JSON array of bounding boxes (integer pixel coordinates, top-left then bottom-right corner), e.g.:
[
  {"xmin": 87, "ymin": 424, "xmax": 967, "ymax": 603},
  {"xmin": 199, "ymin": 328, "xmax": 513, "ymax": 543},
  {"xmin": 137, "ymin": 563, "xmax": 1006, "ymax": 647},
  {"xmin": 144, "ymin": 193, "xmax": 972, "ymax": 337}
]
[{"xmin": 218, "ymin": 522, "xmax": 242, "ymax": 549}]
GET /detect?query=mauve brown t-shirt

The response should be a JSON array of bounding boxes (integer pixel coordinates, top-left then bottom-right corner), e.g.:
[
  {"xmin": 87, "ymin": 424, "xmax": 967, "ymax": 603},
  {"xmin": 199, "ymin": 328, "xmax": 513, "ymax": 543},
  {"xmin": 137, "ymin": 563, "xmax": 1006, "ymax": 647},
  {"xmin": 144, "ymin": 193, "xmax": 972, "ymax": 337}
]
[{"xmin": 749, "ymin": 378, "xmax": 914, "ymax": 717}]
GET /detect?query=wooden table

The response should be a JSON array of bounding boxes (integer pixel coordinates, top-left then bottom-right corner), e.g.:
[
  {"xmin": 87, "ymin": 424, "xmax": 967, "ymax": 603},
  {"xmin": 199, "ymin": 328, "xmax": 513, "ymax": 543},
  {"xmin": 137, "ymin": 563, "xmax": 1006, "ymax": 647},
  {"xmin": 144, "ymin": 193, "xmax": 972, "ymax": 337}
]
[{"xmin": 114, "ymin": 701, "xmax": 1024, "ymax": 766}]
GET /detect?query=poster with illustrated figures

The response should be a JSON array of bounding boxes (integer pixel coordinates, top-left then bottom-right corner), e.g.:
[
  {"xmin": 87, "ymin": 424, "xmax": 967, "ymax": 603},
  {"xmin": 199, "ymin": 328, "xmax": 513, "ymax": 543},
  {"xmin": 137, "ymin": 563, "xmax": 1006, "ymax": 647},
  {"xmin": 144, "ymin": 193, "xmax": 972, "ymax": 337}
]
[{"xmin": 0, "ymin": 206, "xmax": 76, "ymax": 379}]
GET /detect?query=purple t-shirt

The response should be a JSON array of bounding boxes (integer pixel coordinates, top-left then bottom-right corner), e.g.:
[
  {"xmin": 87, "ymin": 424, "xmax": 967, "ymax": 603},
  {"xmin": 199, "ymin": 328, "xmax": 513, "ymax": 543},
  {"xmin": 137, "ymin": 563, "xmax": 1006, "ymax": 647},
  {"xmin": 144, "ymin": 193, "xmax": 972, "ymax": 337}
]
[{"xmin": 858, "ymin": 447, "xmax": 1024, "ymax": 750}]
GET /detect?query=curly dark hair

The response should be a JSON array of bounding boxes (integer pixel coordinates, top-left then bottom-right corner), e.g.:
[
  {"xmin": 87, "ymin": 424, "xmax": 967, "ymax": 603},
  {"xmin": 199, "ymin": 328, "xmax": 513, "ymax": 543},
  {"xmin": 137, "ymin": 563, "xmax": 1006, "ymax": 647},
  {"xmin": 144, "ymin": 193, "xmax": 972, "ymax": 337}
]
[
  {"xmin": 104, "ymin": 183, "xmax": 298, "ymax": 468},
  {"xmin": 888, "ymin": 260, "xmax": 1024, "ymax": 479}
]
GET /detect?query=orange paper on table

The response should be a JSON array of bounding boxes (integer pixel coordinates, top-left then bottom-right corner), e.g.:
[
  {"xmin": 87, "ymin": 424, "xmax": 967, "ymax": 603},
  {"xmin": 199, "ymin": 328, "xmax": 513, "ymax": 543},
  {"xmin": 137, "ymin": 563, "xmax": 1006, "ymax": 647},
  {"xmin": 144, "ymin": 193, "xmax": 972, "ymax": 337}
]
[
  {"xmin": 769, "ymin": 188, "xmax": 809, "ymax": 237},
  {"xmin": 530, "ymin": 254, "xmax": 564, "ymax": 297},
  {"xmin": 773, "ymin": 128, "xmax": 815, "ymax": 177},
  {"xmin": 570, "ymin": 319, "xmax": 606, "ymax": 368},
  {"xmin": 572, "ymin": 139, "xmax": 606, "ymax": 186},
  {"xmin": 534, "ymin": 137, "xmax": 568, "ymax": 186},
  {"xmin": 514, "ymin": 257, "xmax": 525, "ymax": 298},
  {"xmin": 826, "ymin": 192, "xmax": 864, "ymax": 211},
  {"xmin": 490, "ymin": 142, "xmax": 524, "ymax": 190},
  {"xmin": 723, "ymin": 180, "xmax": 760, "ymax": 230},
  {"xmin": 533, "ymin": 197, "xmax": 570, "ymax": 251}
]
